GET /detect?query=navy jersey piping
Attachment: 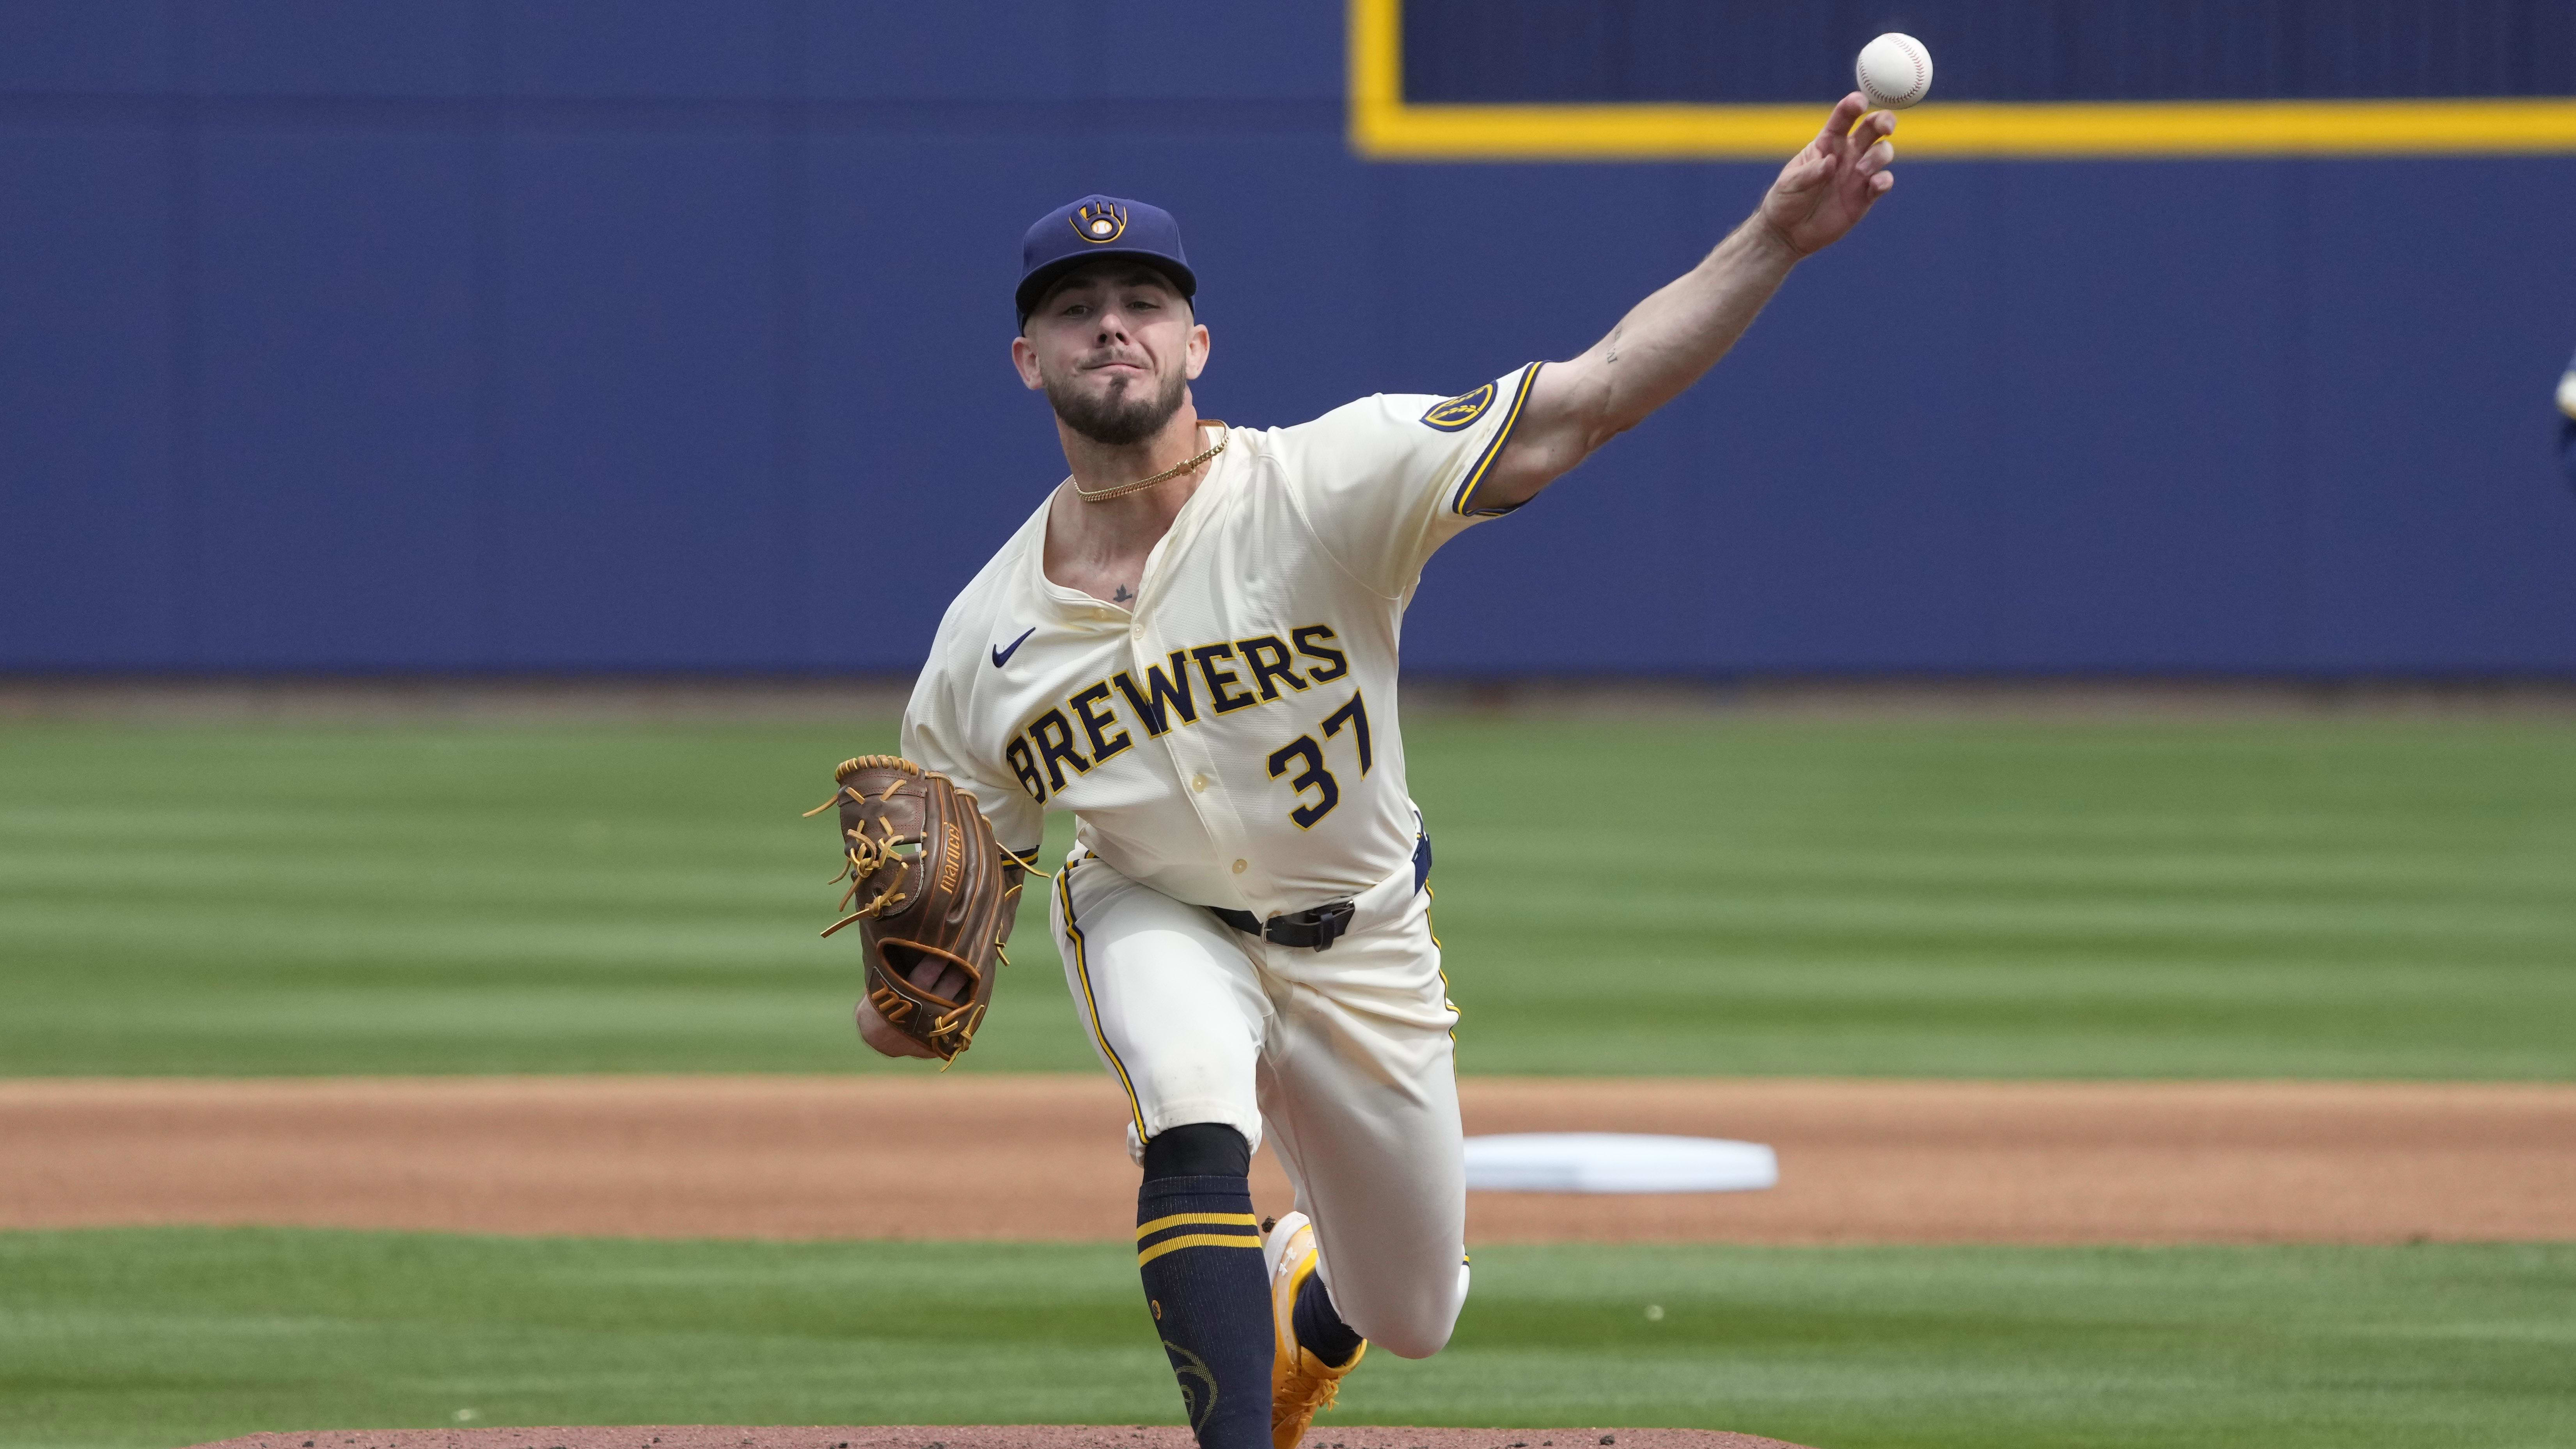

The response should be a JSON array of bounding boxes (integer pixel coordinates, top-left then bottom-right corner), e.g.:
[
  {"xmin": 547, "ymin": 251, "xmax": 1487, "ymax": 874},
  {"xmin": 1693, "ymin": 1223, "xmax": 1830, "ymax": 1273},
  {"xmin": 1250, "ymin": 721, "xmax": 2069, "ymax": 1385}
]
[{"xmin": 1447, "ymin": 362, "xmax": 1543, "ymax": 517}]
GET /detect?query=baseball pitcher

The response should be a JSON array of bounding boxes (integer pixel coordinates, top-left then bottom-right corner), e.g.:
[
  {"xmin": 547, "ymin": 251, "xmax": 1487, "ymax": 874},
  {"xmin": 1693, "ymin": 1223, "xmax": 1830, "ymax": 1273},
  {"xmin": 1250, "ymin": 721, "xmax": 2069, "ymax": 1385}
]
[{"xmin": 840, "ymin": 92, "xmax": 1898, "ymax": 1449}]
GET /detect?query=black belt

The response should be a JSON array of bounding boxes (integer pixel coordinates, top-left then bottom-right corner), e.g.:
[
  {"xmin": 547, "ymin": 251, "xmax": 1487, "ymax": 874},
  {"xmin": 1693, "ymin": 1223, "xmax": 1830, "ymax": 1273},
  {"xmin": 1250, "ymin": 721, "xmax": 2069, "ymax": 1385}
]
[
  {"xmin": 1210, "ymin": 833, "xmax": 1431, "ymax": 953},
  {"xmin": 1212, "ymin": 898, "xmax": 1357, "ymax": 951}
]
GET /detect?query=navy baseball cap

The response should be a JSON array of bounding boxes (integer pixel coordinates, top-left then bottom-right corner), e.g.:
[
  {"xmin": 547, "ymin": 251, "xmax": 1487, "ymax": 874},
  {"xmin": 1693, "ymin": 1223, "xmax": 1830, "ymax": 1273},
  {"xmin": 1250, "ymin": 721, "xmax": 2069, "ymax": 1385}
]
[{"xmin": 1015, "ymin": 194, "xmax": 1196, "ymax": 326}]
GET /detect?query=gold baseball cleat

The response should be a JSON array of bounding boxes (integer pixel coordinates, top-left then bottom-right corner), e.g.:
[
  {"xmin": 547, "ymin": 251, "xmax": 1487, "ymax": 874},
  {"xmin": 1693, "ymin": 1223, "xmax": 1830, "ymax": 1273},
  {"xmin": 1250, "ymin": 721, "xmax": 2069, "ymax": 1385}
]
[{"xmin": 1263, "ymin": 1211, "xmax": 1365, "ymax": 1449}]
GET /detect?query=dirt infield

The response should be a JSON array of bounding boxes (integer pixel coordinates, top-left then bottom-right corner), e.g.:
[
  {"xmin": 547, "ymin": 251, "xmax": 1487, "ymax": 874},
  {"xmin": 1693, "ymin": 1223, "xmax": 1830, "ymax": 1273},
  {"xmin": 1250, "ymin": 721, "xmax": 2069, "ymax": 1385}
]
[
  {"xmin": 184, "ymin": 1429, "xmax": 1811, "ymax": 1449},
  {"xmin": 8, "ymin": 1074, "xmax": 2572, "ymax": 1244}
]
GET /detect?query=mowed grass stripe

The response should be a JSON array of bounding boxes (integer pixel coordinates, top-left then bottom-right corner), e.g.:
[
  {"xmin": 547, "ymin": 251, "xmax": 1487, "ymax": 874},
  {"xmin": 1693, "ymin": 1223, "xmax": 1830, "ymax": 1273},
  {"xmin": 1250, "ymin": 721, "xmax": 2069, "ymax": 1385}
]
[
  {"xmin": 0, "ymin": 1229, "xmax": 2568, "ymax": 1449},
  {"xmin": 3, "ymin": 718, "xmax": 2571, "ymax": 1078},
  {"xmin": 26, "ymin": 841, "xmax": 2565, "ymax": 945}
]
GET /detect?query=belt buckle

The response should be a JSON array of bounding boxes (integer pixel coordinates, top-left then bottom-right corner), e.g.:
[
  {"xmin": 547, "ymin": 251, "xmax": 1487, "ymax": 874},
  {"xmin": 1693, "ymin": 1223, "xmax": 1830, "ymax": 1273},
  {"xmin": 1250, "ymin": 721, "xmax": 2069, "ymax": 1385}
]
[{"xmin": 1306, "ymin": 899, "xmax": 1355, "ymax": 951}]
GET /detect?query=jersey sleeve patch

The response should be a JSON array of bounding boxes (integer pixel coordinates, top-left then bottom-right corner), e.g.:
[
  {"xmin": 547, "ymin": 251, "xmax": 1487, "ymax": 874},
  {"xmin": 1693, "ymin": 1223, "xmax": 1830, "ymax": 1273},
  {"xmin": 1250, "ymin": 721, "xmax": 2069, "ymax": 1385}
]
[
  {"xmin": 1447, "ymin": 363, "xmax": 1543, "ymax": 517},
  {"xmin": 1419, "ymin": 382, "xmax": 1496, "ymax": 432}
]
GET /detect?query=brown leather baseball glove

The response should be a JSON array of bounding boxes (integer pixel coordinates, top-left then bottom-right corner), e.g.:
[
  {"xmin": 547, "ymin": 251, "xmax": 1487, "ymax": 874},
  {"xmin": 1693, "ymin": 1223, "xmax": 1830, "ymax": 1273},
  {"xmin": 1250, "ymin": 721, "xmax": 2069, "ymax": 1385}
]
[{"xmin": 809, "ymin": 755, "xmax": 1020, "ymax": 1062}]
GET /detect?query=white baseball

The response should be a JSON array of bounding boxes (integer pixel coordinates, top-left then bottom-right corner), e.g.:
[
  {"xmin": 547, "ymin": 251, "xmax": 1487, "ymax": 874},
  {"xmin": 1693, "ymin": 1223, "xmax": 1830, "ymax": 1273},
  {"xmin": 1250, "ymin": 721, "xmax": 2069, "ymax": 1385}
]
[{"xmin": 1856, "ymin": 32, "xmax": 1933, "ymax": 110}]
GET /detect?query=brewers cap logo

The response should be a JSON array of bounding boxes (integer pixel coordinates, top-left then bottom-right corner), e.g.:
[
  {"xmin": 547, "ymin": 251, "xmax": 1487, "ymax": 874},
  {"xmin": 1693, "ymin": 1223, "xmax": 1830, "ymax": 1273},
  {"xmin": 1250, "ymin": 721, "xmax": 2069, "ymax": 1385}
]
[
  {"xmin": 1073, "ymin": 200, "xmax": 1128, "ymax": 244},
  {"xmin": 1421, "ymin": 382, "xmax": 1495, "ymax": 432}
]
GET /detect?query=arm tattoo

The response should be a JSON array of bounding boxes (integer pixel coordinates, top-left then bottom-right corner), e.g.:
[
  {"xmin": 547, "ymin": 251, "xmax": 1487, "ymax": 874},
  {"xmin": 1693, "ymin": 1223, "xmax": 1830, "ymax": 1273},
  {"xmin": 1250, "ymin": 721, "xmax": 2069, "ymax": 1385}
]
[{"xmin": 1604, "ymin": 323, "xmax": 1622, "ymax": 364}]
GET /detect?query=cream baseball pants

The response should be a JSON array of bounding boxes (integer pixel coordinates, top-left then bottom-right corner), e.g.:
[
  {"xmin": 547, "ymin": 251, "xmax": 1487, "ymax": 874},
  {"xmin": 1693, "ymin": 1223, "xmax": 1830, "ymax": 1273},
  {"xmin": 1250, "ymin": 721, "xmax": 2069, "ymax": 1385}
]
[{"xmin": 1049, "ymin": 848, "xmax": 1469, "ymax": 1358}]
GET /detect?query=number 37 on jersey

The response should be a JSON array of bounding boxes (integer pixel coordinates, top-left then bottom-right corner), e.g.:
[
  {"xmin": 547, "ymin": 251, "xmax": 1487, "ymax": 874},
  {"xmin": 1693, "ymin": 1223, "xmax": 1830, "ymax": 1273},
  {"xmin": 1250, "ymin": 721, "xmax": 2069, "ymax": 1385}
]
[{"xmin": 1002, "ymin": 622, "xmax": 1371, "ymax": 829}]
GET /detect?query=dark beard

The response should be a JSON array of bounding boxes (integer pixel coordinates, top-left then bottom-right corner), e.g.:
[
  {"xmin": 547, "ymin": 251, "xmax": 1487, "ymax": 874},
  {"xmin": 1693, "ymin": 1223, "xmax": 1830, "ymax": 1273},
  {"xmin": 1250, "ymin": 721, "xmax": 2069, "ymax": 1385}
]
[{"xmin": 1045, "ymin": 365, "xmax": 1187, "ymax": 447}]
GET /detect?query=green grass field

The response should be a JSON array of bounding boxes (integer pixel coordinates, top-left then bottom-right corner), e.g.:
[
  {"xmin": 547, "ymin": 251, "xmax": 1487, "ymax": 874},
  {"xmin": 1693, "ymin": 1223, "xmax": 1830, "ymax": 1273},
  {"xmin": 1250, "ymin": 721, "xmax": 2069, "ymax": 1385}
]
[
  {"xmin": 4, "ymin": 716, "xmax": 2571, "ymax": 1078},
  {"xmin": 7, "ymin": 714, "xmax": 2573, "ymax": 1449},
  {"xmin": 3, "ymin": 1229, "xmax": 2570, "ymax": 1449}
]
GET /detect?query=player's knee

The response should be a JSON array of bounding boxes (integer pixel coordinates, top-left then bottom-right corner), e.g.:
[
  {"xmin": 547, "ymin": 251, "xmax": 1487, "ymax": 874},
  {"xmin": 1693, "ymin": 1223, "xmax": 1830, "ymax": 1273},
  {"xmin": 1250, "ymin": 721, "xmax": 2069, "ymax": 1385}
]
[
  {"xmin": 1139, "ymin": 1121, "xmax": 1251, "ymax": 1181},
  {"xmin": 1364, "ymin": 1310, "xmax": 1455, "ymax": 1360},
  {"xmin": 1349, "ymin": 1261, "xmax": 1467, "ymax": 1360}
]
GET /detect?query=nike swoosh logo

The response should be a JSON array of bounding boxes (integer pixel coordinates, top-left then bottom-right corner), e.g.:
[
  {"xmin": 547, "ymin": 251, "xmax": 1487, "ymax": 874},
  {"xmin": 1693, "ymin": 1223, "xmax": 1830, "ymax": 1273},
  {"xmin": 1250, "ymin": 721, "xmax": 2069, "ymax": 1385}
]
[{"xmin": 990, "ymin": 627, "xmax": 1036, "ymax": 668}]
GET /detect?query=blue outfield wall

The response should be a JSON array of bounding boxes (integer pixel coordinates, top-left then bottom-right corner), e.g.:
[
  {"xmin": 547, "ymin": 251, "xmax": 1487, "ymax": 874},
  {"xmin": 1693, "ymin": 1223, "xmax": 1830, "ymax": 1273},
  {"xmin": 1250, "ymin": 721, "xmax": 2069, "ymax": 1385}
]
[{"xmin": 2, "ymin": 2, "xmax": 2574, "ymax": 676}]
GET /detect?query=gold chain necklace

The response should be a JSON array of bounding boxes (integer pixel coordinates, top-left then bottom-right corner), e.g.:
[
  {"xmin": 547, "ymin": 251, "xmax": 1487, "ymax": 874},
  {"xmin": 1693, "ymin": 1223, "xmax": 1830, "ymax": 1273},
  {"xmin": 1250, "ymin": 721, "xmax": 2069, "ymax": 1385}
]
[{"xmin": 1071, "ymin": 422, "xmax": 1228, "ymax": 504}]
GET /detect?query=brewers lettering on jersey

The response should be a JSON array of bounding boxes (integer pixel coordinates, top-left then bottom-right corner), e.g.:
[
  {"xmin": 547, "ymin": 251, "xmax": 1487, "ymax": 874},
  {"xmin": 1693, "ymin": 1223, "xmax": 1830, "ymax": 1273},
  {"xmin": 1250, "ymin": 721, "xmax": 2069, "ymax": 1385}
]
[{"xmin": 861, "ymin": 94, "xmax": 1899, "ymax": 1449}]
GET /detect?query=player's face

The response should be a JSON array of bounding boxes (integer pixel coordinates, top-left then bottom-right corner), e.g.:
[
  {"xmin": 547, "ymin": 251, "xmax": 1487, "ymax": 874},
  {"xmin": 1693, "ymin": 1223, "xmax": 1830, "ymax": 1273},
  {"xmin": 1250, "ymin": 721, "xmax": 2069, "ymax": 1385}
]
[{"xmin": 1013, "ymin": 263, "xmax": 1209, "ymax": 447}]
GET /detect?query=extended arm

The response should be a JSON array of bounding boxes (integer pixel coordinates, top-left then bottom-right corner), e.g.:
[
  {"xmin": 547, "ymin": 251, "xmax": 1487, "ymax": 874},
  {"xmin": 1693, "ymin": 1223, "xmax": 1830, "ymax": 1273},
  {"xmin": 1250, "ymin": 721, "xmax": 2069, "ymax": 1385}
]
[
  {"xmin": 2560, "ymin": 353, "xmax": 2576, "ymax": 488},
  {"xmin": 1478, "ymin": 94, "xmax": 1898, "ymax": 511}
]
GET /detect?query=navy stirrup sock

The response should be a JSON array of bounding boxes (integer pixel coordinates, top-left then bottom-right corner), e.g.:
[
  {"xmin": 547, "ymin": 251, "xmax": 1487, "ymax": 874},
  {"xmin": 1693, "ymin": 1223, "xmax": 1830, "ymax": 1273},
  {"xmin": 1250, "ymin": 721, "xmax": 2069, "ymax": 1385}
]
[
  {"xmin": 1136, "ymin": 1127, "xmax": 1270, "ymax": 1449},
  {"xmin": 1292, "ymin": 1268, "xmax": 1364, "ymax": 1368}
]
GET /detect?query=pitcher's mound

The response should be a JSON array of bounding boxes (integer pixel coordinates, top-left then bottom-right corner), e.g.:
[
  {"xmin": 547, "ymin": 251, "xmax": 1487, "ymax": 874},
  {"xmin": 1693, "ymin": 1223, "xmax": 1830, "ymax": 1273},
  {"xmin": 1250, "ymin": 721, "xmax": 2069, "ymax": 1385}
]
[{"xmin": 186, "ymin": 1427, "xmax": 1817, "ymax": 1449}]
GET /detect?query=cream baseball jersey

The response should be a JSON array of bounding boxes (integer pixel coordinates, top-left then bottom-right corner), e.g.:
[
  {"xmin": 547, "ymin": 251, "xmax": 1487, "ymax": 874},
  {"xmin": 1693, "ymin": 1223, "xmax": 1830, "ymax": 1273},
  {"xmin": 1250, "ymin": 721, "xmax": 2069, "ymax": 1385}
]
[{"xmin": 901, "ymin": 363, "xmax": 1540, "ymax": 916}]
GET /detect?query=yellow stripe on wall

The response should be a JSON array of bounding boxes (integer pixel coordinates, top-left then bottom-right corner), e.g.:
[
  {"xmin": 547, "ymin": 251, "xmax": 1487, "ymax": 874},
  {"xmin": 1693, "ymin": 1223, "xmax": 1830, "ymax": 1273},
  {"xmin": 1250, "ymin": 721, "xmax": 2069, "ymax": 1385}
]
[{"xmin": 1348, "ymin": 0, "xmax": 2576, "ymax": 159}]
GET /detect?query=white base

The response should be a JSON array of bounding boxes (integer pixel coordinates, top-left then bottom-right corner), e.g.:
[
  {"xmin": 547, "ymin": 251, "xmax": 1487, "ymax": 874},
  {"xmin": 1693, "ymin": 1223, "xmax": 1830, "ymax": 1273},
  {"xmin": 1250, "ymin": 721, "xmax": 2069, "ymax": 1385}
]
[{"xmin": 1462, "ymin": 1132, "xmax": 1778, "ymax": 1194}]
